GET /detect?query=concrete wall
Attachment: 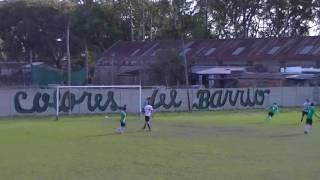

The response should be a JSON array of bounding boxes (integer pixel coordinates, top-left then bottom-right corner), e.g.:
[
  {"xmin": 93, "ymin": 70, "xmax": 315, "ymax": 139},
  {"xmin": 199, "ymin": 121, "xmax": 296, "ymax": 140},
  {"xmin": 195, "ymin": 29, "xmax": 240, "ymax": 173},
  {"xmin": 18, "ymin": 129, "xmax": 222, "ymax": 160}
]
[{"xmin": 0, "ymin": 87, "xmax": 316, "ymax": 116}]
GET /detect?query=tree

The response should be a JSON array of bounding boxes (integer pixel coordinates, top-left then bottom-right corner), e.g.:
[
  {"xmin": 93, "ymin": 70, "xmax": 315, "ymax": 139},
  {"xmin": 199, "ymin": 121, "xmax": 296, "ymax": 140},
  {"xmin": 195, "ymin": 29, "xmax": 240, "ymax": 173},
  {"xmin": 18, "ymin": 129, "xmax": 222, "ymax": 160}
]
[
  {"xmin": 0, "ymin": 1, "xmax": 71, "ymax": 67},
  {"xmin": 259, "ymin": 0, "xmax": 314, "ymax": 37},
  {"xmin": 192, "ymin": 0, "xmax": 211, "ymax": 38},
  {"xmin": 149, "ymin": 49, "xmax": 186, "ymax": 87},
  {"xmin": 0, "ymin": 0, "xmax": 319, "ymax": 65}
]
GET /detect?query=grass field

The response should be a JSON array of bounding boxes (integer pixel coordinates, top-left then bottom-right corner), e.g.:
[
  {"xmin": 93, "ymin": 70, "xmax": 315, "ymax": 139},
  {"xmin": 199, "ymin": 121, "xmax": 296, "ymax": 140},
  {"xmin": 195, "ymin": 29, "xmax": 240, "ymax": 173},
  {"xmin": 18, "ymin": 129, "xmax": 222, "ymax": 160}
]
[{"xmin": 0, "ymin": 108, "xmax": 320, "ymax": 180}]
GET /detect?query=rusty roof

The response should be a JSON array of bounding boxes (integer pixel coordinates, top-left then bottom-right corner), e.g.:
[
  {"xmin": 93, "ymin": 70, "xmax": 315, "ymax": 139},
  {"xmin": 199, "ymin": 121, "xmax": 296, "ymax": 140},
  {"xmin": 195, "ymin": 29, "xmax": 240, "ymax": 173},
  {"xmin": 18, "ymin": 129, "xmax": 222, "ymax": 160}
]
[{"xmin": 96, "ymin": 36, "xmax": 320, "ymax": 66}]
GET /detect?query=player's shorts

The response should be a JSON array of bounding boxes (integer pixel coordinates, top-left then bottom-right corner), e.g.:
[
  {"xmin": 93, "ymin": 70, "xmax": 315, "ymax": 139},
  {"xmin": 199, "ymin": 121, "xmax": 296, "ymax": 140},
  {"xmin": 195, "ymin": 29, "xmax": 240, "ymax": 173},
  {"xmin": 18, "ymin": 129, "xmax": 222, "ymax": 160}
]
[
  {"xmin": 120, "ymin": 122, "xmax": 126, "ymax": 127},
  {"xmin": 145, "ymin": 116, "xmax": 150, "ymax": 122},
  {"xmin": 268, "ymin": 112, "xmax": 274, "ymax": 117},
  {"xmin": 302, "ymin": 111, "xmax": 308, "ymax": 116},
  {"xmin": 306, "ymin": 118, "xmax": 313, "ymax": 125}
]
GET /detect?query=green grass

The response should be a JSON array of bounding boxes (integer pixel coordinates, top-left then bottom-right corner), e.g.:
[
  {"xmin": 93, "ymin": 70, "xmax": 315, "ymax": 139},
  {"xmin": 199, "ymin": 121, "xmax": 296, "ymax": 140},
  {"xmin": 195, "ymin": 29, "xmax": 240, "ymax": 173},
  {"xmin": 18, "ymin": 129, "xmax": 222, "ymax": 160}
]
[{"xmin": 0, "ymin": 109, "xmax": 320, "ymax": 180}]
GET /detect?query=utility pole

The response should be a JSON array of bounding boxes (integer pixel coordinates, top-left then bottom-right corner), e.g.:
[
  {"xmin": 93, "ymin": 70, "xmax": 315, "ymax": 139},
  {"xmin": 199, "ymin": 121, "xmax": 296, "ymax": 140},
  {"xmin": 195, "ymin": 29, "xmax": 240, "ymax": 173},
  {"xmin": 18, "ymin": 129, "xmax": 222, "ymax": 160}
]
[
  {"xmin": 66, "ymin": 21, "xmax": 71, "ymax": 87},
  {"xmin": 29, "ymin": 50, "xmax": 33, "ymax": 87},
  {"xmin": 111, "ymin": 53, "xmax": 115, "ymax": 85},
  {"xmin": 85, "ymin": 44, "xmax": 89, "ymax": 84},
  {"xmin": 182, "ymin": 38, "xmax": 191, "ymax": 112},
  {"xmin": 66, "ymin": 20, "xmax": 71, "ymax": 115}
]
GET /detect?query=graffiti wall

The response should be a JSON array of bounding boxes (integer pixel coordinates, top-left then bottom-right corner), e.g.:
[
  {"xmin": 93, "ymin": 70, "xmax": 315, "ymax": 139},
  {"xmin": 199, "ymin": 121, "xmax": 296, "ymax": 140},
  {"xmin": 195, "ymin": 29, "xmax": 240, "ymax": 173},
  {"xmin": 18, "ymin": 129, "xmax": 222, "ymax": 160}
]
[{"xmin": 0, "ymin": 87, "xmax": 316, "ymax": 116}]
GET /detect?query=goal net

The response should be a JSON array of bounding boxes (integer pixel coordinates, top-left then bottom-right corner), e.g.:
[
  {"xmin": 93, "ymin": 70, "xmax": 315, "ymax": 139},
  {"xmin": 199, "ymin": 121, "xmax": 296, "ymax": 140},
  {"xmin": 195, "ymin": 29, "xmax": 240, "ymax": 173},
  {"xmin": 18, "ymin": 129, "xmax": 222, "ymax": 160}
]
[{"xmin": 55, "ymin": 85, "xmax": 142, "ymax": 120}]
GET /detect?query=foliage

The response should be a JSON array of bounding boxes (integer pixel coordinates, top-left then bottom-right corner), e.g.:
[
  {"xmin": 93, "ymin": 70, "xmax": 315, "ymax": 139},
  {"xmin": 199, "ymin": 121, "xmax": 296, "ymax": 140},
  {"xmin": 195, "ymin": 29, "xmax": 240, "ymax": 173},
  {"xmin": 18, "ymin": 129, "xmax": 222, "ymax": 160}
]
[
  {"xmin": 0, "ymin": 0, "xmax": 319, "ymax": 65},
  {"xmin": 149, "ymin": 49, "xmax": 186, "ymax": 86}
]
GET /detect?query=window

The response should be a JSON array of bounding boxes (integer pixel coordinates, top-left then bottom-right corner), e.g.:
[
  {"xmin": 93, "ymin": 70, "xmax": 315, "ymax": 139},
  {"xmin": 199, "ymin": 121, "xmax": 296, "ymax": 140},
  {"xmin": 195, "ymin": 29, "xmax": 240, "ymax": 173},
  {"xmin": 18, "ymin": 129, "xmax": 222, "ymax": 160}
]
[
  {"xmin": 312, "ymin": 46, "xmax": 320, "ymax": 55},
  {"xmin": 195, "ymin": 47, "xmax": 205, "ymax": 55},
  {"xmin": 299, "ymin": 46, "xmax": 314, "ymax": 55},
  {"xmin": 151, "ymin": 49, "xmax": 161, "ymax": 56},
  {"xmin": 184, "ymin": 41, "xmax": 195, "ymax": 48},
  {"xmin": 267, "ymin": 46, "xmax": 281, "ymax": 55},
  {"xmin": 232, "ymin": 47, "xmax": 245, "ymax": 55},
  {"xmin": 130, "ymin": 49, "xmax": 140, "ymax": 56},
  {"xmin": 204, "ymin": 48, "xmax": 216, "ymax": 56},
  {"xmin": 179, "ymin": 48, "xmax": 191, "ymax": 56}
]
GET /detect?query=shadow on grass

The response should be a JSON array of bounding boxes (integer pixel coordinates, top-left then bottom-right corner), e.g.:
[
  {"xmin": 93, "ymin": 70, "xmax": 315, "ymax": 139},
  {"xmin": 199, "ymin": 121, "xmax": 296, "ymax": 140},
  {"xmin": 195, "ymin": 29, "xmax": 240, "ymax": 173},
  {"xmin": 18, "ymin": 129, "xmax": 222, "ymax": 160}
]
[
  {"xmin": 81, "ymin": 130, "xmax": 146, "ymax": 139},
  {"xmin": 269, "ymin": 133, "xmax": 302, "ymax": 138},
  {"xmin": 252, "ymin": 121, "xmax": 296, "ymax": 125}
]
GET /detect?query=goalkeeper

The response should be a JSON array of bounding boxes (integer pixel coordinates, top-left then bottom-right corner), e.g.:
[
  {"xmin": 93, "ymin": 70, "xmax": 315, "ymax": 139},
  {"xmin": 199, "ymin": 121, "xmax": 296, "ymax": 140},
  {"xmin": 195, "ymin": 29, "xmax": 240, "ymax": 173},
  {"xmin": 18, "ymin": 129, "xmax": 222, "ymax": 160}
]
[{"xmin": 116, "ymin": 106, "xmax": 127, "ymax": 134}]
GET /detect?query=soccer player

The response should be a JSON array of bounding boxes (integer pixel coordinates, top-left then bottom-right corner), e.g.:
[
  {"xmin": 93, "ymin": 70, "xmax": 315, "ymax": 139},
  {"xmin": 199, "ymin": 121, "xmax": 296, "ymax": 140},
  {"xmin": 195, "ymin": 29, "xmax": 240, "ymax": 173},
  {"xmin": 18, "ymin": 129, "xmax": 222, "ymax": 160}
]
[
  {"xmin": 142, "ymin": 103, "xmax": 154, "ymax": 131},
  {"xmin": 116, "ymin": 106, "xmax": 127, "ymax": 134},
  {"xmin": 142, "ymin": 97, "xmax": 150, "ymax": 113},
  {"xmin": 266, "ymin": 103, "xmax": 279, "ymax": 120},
  {"xmin": 300, "ymin": 99, "xmax": 311, "ymax": 123},
  {"xmin": 304, "ymin": 103, "xmax": 319, "ymax": 134}
]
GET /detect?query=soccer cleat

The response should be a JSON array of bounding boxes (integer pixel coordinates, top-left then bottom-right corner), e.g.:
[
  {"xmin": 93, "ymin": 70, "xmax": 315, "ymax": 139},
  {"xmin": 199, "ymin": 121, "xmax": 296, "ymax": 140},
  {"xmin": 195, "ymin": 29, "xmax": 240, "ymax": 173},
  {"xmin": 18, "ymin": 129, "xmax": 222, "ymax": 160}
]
[{"xmin": 304, "ymin": 131, "xmax": 308, "ymax": 134}]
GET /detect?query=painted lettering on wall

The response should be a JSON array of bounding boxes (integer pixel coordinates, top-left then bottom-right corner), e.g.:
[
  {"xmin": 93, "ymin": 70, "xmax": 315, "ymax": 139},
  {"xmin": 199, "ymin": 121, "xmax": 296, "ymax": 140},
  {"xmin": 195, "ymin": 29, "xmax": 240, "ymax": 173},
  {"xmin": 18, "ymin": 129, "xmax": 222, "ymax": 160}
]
[
  {"xmin": 14, "ymin": 91, "xmax": 123, "ymax": 114},
  {"xmin": 149, "ymin": 89, "xmax": 182, "ymax": 109},
  {"xmin": 13, "ymin": 88, "xmax": 271, "ymax": 114},
  {"xmin": 192, "ymin": 89, "xmax": 270, "ymax": 109}
]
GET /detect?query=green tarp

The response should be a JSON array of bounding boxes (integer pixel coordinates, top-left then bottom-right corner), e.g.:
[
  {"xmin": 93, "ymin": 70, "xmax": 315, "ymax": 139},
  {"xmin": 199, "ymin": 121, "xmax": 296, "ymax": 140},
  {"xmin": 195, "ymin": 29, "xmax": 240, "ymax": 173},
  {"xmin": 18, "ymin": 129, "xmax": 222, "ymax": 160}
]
[{"xmin": 32, "ymin": 66, "xmax": 86, "ymax": 85}]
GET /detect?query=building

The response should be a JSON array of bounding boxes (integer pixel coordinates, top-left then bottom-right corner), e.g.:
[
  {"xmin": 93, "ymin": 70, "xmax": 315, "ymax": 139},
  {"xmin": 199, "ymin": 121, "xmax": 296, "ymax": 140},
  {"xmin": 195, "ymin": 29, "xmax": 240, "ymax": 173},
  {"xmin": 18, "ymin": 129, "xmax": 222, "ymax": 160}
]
[
  {"xmin": 0, "ymin": 62, "xmax": 28, "ymax": 86},
  {"xmin": 95, "ymin": 36, "xmax": 320, "ymax": 87}
]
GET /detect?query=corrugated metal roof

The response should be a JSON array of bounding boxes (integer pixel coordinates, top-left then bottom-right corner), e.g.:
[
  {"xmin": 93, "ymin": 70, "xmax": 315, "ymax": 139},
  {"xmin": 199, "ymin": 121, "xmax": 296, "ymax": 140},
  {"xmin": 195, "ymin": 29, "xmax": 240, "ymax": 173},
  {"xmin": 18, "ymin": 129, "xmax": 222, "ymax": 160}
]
[
  {"xmin": 97, "ymin": 36, "xmax": 320, "ymax": 66},
  {"xmin": 286, "ymin": 74, "xmax": 318, "ymax": 80},
  {"xmin": 192, "ymin": 66, "xmax": 246, "ymax": 75}
]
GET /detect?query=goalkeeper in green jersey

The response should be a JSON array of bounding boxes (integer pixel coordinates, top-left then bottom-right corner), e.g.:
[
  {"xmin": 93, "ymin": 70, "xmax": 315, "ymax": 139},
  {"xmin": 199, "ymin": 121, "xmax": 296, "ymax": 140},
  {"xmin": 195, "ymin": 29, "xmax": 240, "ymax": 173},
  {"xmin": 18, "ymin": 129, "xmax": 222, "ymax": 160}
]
[
  {"xmin": 266, "ymin": 103, "xmax": 279, "ymax": 120},
  {"xmin": 304, "ymin": 103, "xmax": 320, "ymax": 134},
  {"xmin": 116, "ymin": 106, "xmax": 127, "ymax": 134}
]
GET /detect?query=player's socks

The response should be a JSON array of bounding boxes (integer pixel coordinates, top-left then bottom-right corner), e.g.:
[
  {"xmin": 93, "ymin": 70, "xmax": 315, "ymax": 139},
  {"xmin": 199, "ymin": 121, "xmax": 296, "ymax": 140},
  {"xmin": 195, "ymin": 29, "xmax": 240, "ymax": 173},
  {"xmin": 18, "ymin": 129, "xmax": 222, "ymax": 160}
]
[{"xmin": 304, "ymin": 125, "xmax": 309, "ymax": 134}]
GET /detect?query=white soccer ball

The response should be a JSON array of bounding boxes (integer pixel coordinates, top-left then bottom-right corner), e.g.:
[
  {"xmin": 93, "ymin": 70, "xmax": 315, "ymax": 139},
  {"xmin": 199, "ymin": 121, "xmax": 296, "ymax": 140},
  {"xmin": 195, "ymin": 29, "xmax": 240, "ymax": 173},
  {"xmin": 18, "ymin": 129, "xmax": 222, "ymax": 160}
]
[{"xmin": 105, "ymin": 116, "xmax": 109, "ymax": 119}]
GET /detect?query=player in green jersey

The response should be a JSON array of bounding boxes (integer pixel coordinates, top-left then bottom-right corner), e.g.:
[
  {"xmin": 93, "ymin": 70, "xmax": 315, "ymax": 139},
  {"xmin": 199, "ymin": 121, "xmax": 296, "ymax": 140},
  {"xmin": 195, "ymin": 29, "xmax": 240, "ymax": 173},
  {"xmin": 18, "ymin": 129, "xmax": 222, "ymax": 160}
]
[
  {"xmin": 304, "ymin": 103, "xmax": 319, "ymax": 134},
  {"xmin": 116, "ymin": 106, "xmax": 127, "ymax": 134},
  {"xmin": 266, "ymin": 103, "xmax": 279, "ymax": 120}
]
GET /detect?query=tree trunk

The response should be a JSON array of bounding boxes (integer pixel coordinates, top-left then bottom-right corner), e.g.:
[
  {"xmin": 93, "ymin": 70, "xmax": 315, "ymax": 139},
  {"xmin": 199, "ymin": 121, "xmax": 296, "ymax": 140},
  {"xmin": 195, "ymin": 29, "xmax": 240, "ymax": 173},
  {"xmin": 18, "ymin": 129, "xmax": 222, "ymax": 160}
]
[
  {"xmin": 150, "ymin": 14, "xmax": 153, "ymax": 40},
  {"xmin": 130, "ymin": 1, "xmax": 135, "ymax": 42},
  {"xmin": 205, "ymin": 0, "xmax": 208, "ymax": 35}
]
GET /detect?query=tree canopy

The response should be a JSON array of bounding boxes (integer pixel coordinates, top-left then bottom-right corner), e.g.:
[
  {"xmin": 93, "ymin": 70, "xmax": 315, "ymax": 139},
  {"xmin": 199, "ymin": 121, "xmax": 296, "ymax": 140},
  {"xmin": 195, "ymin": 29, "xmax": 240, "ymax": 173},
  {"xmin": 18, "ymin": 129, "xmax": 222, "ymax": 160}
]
[{"xmin": 0, "ymin": 0, "xmax": 319, "ymax": 66}]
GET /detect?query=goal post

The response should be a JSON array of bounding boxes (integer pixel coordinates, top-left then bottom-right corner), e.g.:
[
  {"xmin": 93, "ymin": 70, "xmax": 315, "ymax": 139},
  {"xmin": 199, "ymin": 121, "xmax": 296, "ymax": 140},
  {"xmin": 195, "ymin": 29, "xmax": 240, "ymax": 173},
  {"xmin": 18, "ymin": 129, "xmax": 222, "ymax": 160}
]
[{"xmin": 55, "ymin": 85, "xmax": 142, "ymax": 120}]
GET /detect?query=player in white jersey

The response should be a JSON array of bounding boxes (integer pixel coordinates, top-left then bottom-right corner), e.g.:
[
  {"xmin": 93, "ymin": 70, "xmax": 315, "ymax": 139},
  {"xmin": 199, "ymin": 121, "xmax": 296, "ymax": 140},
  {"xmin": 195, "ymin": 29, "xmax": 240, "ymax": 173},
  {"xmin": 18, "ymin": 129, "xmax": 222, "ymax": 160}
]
[
  {"xmin": 142, "ymin": 103, "xmax": 154, "ymax": 131},
  {"xmin": 300, "ymin": 99, "xmax": 311, "ymax": 123}
]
